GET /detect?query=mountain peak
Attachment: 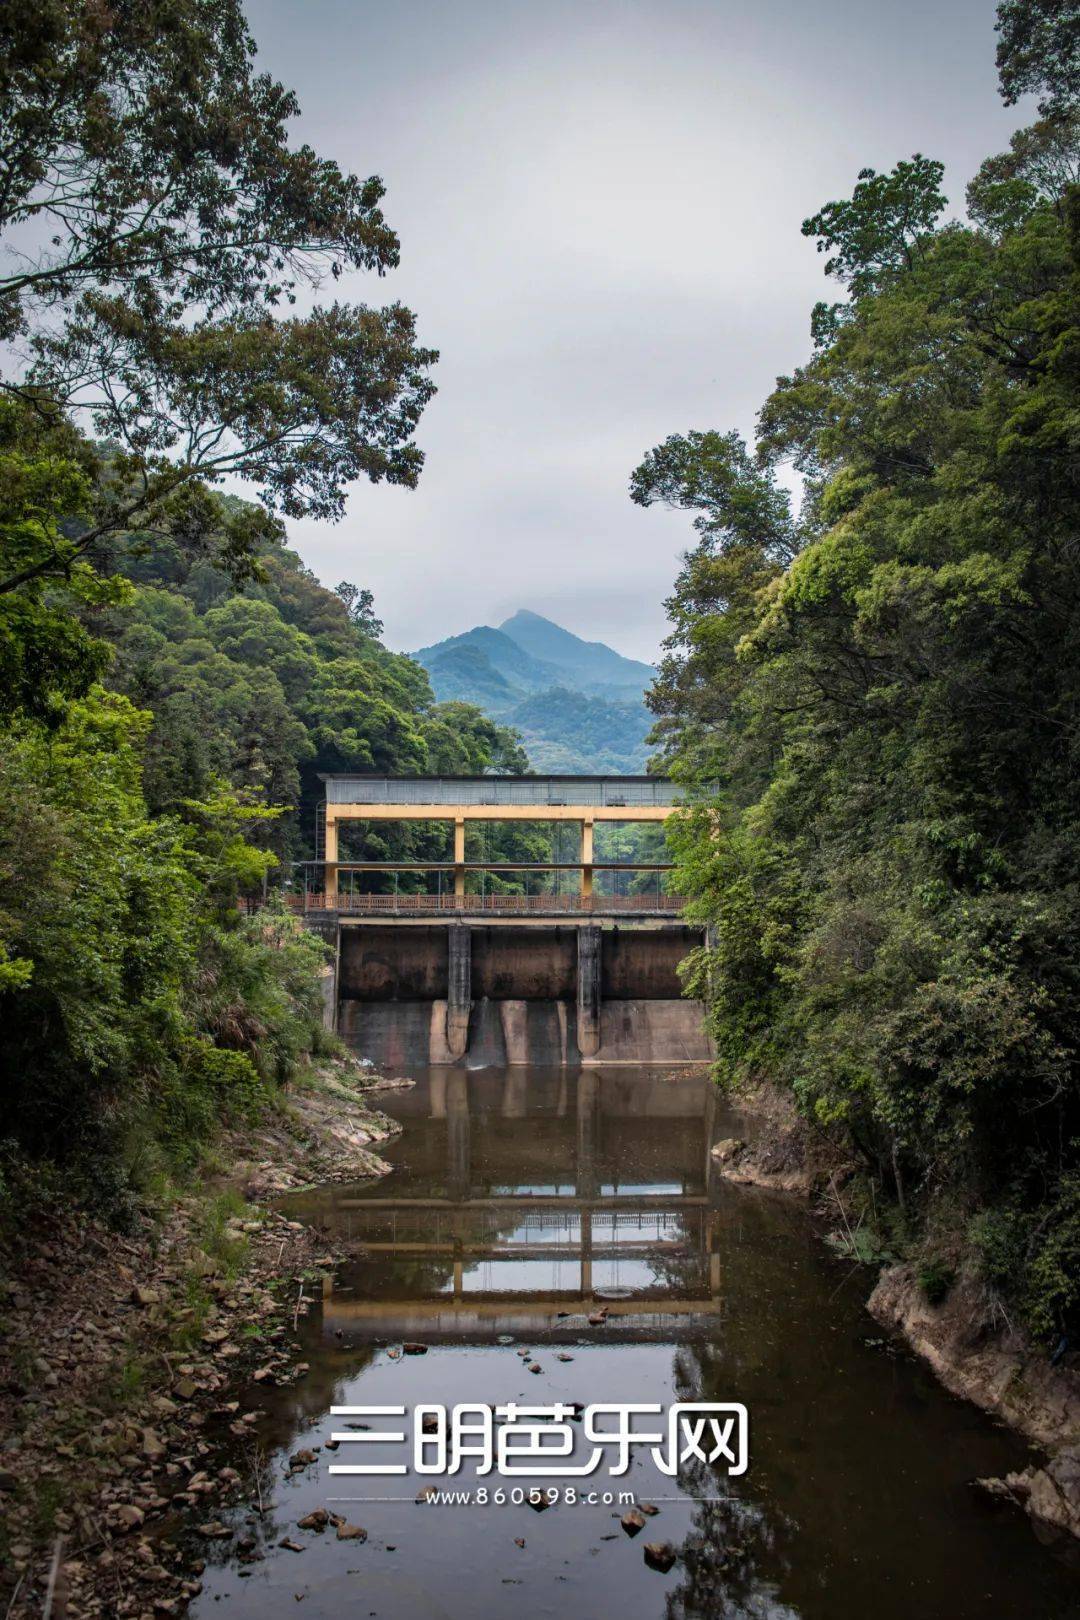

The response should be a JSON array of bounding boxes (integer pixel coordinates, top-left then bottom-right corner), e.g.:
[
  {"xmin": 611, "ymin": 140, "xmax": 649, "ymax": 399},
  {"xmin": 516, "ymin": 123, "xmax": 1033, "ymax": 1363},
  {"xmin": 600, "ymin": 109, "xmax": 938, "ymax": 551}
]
[
  {"xmin": 410, "ymin": 609, "xmax": 656, "ymax": 771},
  {"xmin": 497, "ymin": 609, "xmax": 655, "ymax": 691},
  {"xmin": 501, "ymin": 608, "xmax": 555, "ymax": 629}
]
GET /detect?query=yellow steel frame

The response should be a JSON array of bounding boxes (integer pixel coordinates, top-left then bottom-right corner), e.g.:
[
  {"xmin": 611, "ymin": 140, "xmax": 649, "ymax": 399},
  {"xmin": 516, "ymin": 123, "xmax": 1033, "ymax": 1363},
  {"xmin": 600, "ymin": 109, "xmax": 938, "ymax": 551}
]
[{"xmin": 323, "ymin": 802, "xmax": 672, "ymax": 900}]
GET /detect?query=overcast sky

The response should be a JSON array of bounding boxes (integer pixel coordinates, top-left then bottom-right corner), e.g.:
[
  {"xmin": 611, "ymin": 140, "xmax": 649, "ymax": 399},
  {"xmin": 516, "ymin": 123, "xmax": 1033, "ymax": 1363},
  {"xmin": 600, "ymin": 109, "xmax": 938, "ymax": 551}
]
[{"xmin": 244, "ymin": 0, "xmax": 1025, "ymax": 664}]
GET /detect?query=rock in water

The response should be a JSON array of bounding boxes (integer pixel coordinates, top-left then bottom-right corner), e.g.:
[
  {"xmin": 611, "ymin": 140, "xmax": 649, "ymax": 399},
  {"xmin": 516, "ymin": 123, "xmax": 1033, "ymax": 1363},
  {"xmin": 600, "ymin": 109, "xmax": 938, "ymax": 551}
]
[
  {"xmin": 989, "ymin": 1447, "xmax": 1080, "ymax": 1541},
  {"xmin": 335, "ymin": 1522, "xmax": 367, "ymax": 1541},
  {"xmin": 644, "ymin": 1542, "xmax": 677, "ymax": 1572}
]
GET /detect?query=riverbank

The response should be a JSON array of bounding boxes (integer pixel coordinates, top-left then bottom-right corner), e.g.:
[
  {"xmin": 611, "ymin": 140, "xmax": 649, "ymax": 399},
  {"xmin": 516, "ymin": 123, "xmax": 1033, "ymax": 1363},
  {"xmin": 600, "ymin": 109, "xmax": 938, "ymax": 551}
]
[
  {"xmin": 711, "ymin": 1081, "xmax": 1080, "ymax": 1545},
  {"xmin": 709, "ymin": 1079, "xmax": 856, "ymax": 1197},
  {"xmin": 0, "ymin": 1059, "xmax": 403, "ymax": 1619}
]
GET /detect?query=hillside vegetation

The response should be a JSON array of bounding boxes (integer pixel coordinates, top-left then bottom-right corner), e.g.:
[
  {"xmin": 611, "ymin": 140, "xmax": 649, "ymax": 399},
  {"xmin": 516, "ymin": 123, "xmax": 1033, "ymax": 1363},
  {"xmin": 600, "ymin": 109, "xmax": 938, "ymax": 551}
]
[{"xmin": 635, "ymin": 6, "xmax": 1080, "ymax": 1339}]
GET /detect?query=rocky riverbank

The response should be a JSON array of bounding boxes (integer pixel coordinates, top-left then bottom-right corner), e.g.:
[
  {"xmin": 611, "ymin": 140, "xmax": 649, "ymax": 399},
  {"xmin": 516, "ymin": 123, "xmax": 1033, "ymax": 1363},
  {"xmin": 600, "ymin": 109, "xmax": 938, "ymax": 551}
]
[
  {"xmin": 708, "ymin": 1080, "xmax": 854, "ymax": 1198},
  {"xmin": 0, "ymin": 1059, "xmax": 405, "ymax": 1619},
  {"xmin": 869, "ymin": 1265, "xmax": 1080, "ymax": 1544},
  {"xmin": 711, "ymin": 1080, "xmax": 1080, "ymax": 1546}
]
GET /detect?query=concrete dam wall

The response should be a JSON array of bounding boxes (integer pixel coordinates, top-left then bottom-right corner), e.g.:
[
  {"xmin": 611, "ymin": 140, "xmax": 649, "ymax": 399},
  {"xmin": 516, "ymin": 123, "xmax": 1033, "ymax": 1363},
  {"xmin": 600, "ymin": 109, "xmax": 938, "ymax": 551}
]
[{"xmin": 336, "ymin": 921, "xmax": 712, "ymax": 1067}]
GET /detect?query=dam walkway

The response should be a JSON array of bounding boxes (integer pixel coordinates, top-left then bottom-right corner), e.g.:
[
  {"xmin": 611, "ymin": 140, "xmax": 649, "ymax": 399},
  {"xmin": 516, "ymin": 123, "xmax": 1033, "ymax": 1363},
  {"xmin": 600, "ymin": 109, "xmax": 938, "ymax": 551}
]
[{"xmin": 285, "ymin": 891, "xmax": 684, "ymax": 916}]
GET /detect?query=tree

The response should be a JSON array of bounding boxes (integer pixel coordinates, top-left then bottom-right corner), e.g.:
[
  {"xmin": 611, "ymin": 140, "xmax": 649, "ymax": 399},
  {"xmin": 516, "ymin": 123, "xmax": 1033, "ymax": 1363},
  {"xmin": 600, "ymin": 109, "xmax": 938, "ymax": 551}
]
[
  {"xmin": 633, "ymin": 23, "xmax": 1080, "ymax": 1336},
  {"xmin": 0, "ymin": 0, "xmax": 437, "ymax": 596},
  {"xmin": 335, "ymin": 581, "xmax": 384, "ymax": 640},
  {"xmin": 630, "ymin": 429, "xmax": 799, "ymax": 562},
  {"xmin": 629, "ymin": 431, "xmax": 796, "ymax": 775},
  {"xmin": 0, "ymin": 396, "xmax": 124, "ymax": 718},
  {"xmin": 800, "ymin": 155, "xmax": 947, "ymax": 299},
  {"xmin": 996, "ymin": 0, "xmax": 1080, "ymax": 116}
]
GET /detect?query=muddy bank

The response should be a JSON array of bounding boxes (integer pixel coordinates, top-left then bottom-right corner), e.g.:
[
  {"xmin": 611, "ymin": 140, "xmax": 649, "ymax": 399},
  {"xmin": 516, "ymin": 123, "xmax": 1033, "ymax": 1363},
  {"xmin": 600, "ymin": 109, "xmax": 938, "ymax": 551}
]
[
  {"xmin": 0, "ymin": 1060, "xmax": 402, "ymax": 1618},
  {"xmin": 714, "ymin": 1081, "xmax": 1080, "ymax": 1544}
]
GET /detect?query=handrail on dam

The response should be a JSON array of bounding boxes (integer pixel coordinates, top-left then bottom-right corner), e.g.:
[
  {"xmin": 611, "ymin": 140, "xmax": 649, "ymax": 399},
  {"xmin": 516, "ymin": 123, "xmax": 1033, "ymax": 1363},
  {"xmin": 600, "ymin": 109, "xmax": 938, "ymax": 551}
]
[{"xmin": 283, "ymin": 891, "xmax": 686, "ymax": 916}]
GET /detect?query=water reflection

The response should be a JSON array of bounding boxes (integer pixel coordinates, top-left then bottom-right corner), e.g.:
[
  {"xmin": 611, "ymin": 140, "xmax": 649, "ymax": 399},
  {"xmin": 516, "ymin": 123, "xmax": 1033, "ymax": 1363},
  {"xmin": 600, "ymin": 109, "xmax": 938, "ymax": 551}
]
[
  {"xmin": 190, "ymin": 1067, "xmax": 1080, "ymax": 1620},
  {"xmin": 315, "ymin": 1069, "xmax": 723, "ymax": 1343}
]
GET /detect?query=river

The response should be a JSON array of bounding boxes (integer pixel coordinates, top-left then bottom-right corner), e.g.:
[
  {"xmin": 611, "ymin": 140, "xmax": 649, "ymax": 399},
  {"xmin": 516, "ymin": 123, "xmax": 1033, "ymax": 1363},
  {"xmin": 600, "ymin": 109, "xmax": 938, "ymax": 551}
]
[{"xmin": 190, "ymin": 1065, "xmax": 1080, "ymax": 1619}]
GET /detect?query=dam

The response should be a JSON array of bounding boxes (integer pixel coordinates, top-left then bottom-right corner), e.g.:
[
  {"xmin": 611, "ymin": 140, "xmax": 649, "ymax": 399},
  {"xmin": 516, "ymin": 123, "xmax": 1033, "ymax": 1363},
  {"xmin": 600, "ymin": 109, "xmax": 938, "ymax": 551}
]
[{"xmin": 293, "ymin": 775, "xmax": 712, "ymax": 1066}]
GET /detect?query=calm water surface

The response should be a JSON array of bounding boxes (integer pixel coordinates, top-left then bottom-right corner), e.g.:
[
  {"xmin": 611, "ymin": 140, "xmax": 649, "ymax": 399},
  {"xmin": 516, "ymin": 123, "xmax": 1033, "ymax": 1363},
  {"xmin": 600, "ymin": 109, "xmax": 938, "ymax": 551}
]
[{"xmin": 190, "ymin": 1067, "xmax": 1080, "ymax": 1619}]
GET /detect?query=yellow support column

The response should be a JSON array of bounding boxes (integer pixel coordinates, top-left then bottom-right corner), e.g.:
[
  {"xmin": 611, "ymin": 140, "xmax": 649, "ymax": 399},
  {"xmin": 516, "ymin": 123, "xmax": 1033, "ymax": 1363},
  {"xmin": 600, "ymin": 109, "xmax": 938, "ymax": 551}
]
[
  {"xmin": 324, "ymin": 814, "xmax": 338, "ymax": 902},
  {"xmin": 581, "ymin": 816, "xmax": 594, "ymax": 900},
  {"xmin": 453, "ymin": 816, "xmax": 465, "ymax": 900}
]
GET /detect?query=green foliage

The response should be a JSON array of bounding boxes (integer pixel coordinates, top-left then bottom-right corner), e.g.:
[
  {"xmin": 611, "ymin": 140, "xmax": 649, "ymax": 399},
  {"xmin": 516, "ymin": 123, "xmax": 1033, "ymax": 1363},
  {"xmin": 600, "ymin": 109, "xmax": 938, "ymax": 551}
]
[
  {"xmin": 635, "ymin": 9, "xmax": 1080, "ymax": 1338},
  {"xmin": 507, "ymin": 688, "xmax": 652, "ymax": 774},
  {"xmin": 0, "ymin": 398, "xmax": 123, "ymax": 720},
  {"xmin": 0, "ymin": 1, "xmax": 529, "ymax": 1232},
  {"xmin": 801, "ymin": 155, "xmax": 947, "ymax": 298},
  {"xmin": 92, "ymin": 507, "xmax": 528, "ymax": 862},
  {"xmin": 187, "ymin": 1044, "xmax": 265, "ymax": 1123},
  {"xmin": 971, "ymin": 1171, "xmax": 1080, "ymax": 1340},
  {"xmin": 0, "ymin": 668, "xmax": 335, "ymax": 1210},
  {"xmin": 917, "ymin": 1256, "xmax": 956, "ymax": 1306},
  {"xmin": 0, "ymin": 0, "xmax": 436, "ymax": 592},
  {"xmin": 996, "ymin": 0, "xmax": 1080, "ymax": 115}
]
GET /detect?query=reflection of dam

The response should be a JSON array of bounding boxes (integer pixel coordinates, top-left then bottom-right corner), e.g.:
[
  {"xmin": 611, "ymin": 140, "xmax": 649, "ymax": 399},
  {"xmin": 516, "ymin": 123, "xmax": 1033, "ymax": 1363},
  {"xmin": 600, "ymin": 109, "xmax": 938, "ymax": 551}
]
[{"xmin": 313, "ymin": 1069, "xmax": 725, "ymax": 1343}]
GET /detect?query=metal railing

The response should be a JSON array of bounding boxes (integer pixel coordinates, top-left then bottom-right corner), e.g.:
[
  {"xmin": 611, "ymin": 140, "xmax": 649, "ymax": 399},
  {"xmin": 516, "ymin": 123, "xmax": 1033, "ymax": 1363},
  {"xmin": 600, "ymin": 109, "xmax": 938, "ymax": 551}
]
[{"xmin": 281, "ymin": 891, "xmax": 686, "ymax": 916}]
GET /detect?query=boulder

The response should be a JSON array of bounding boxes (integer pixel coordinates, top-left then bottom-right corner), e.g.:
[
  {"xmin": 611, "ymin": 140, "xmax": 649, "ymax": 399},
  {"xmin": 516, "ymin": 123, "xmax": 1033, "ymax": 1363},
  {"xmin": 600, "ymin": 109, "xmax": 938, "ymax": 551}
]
[
  {"xmin": 643, "ymin": 1542, "xmax": 677, "ymax": 1572},
  {"xmin": 335, "ymin": 1522, "xmax": 367, "ymax": 1541},
  {"xmin": 710, "ymin": 1137, "xmax": 746, "ymax": 1164}
]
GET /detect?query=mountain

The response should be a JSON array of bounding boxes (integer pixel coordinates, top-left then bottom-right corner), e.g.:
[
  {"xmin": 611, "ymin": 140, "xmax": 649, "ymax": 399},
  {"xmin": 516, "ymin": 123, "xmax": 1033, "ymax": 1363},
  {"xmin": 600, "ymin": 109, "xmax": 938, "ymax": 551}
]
[
  {"xmin": 506, "ymin": 688, "xmax": 654, "ymax": 774},
  {"xmin": 498, "ymin": 610, "xmax": 655, "ymax": 696},
  {"xmin": 414, "ymin": 624, "xmax": 563, "ymax": 695},
  {"xmin": 411, "ymin": 611, "xmax": 657, "ymax": 773},
  {"xmin": 420, "ymin": 644, "xmax": 522, "ymax": 710}
]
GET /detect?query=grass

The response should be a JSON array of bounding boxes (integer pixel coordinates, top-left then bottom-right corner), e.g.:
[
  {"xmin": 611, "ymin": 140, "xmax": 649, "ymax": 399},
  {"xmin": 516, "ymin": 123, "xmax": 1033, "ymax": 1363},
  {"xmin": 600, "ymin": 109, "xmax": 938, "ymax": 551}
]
[
  {"xmin": 106, "ymin": 1348, "xmax": 150, "ymax": 1409},
  {"xmin": 198, "ymin": 1187, "xmax": 252, "ymax": 1278}
]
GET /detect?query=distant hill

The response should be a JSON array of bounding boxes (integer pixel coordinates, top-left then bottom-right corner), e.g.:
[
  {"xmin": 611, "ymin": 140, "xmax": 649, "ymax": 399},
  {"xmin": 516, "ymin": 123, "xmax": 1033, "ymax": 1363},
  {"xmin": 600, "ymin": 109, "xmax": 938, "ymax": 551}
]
[
  {"xmin": 411, "ymin": 611, "xmax": 657, "ymax": 773},
  {"xmin": 507, "ymin": 687, "xmax": 654, "ymax": 773},
  {"xmin": 498, "ymin": 610, "xmax": 655, "ymax": 696},
  {"xmin": 415, "ymin": 624, "xmax": 563, "ymax": 697}
]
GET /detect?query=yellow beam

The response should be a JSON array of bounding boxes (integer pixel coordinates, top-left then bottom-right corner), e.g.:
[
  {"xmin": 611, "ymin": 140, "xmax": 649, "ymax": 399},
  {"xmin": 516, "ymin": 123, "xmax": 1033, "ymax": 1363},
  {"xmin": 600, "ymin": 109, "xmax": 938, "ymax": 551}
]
[
  {"xmin": 581, "ymin": 814, "xmax": 594, "ymax": 900},
  {"xmin": 324, "ymin": 803, "xmax": 672, "ymax": 823},
  {"xmin": 324, "ymin": 815, "xmax": 339, "ymax": 900},
  {"xmin": 453, "ymin": 816, "xmax": 465, "ymax": 898}
]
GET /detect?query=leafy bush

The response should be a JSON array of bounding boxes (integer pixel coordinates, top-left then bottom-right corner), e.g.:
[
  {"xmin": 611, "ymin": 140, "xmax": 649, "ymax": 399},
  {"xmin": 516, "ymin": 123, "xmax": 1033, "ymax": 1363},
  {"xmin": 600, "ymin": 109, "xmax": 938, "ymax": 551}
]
[
  {"xmin": 917, "ymin": 1257, "xmax": 956, "ymax": 1306},
  {"xmin": 187, "ymin": 1044, "xmax": 266, "ymax": 1124}
]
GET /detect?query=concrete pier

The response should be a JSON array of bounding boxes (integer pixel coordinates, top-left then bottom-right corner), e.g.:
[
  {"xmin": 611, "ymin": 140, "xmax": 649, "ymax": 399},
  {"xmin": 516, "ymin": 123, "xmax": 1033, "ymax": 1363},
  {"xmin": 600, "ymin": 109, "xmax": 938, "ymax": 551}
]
[
  {"xmin": 446, "ymin": 923, "xmax": 471, "ymax": 1060},
  {"xmin": 576, "ymin": 926, "xmax": 601, "ymax": 1057}
]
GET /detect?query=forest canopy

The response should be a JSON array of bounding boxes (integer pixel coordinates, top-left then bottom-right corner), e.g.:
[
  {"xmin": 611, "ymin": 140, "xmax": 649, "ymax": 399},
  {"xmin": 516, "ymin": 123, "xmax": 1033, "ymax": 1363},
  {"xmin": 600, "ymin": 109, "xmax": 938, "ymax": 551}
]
[{"xmin": 633, "ymin": 1, "xmax": 1080, "ymax": 1339}]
